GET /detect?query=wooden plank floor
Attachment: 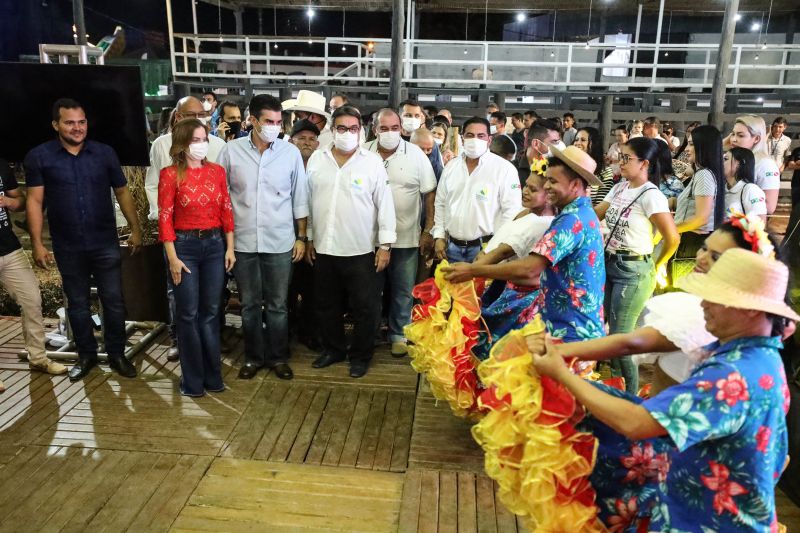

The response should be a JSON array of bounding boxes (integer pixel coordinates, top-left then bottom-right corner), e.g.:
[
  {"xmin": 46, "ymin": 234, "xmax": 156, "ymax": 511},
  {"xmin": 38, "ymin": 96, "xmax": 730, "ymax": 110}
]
[{"xmin": 0, "ymin": 317, "xmax": 798, "ymax": 532}]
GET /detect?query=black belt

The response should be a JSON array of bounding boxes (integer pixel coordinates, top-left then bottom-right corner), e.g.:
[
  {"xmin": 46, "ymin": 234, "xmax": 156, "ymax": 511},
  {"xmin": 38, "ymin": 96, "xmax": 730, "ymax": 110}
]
[
  {"xmin": 607, "ymin": 251, "xmax": 651, "ymax": 262},
  {"xmin": 449, "ymin": 235, "xmax": 493, "ymax": 248},
  {"xmin": 176, "ymin": 228, "xmax": 222, "ymax": 239}
]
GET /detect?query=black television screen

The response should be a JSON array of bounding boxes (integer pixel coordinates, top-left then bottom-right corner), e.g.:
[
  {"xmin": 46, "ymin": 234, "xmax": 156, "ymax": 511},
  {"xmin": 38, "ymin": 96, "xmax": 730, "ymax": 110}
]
[{"xmin": 0, "ymin": 62, "xmax": 149, "ymax": 166}]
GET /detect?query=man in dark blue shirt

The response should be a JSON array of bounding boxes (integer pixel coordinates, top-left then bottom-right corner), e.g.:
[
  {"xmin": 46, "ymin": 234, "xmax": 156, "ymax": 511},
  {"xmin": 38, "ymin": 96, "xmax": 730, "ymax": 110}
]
[{"xmin": 24, "ymin": 98, "xmax": 143, "ymax": 381}]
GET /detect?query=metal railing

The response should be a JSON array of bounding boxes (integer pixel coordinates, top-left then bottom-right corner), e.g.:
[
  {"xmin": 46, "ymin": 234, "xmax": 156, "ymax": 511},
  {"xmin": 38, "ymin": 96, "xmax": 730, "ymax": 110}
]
[
  {"xmin": 170, "ymin": 34, "xmax": 800, "ymax": 90},
  {"xmin": 40, "ymin": 44, "xmax": 105, "ymax": 65}
]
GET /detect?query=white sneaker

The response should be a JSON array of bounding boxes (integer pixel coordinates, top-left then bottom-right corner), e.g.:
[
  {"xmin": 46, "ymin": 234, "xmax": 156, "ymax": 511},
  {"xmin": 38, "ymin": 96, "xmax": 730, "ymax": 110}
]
[
  {"xmin": 391, "ymin": 341, "xmax": 408, "ymax": 358},
  {"xmin": 29, "ymin": 359, "xmax": 68, "ymax": 375}
]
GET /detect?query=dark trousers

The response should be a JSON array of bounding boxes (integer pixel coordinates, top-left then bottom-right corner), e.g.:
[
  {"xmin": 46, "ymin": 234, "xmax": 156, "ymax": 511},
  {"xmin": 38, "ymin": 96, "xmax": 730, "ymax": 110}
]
[
  {"xmin": 173, "ymin": 233, "xmax": 225, "ymax": 396},
  {"xmin": 54, "ymin": 245, "xmax": 126, "ymax": 359},
  {"xmin": 288, "ymin": 259, "xmax": 318, "ymax": 342},
  {"xmin": 233, "ymin": 250, "xmax": 293, "ymax": 366},
  {"xmin": 314, "ymin": 253, "xmax": 379, "ymax": 363}
]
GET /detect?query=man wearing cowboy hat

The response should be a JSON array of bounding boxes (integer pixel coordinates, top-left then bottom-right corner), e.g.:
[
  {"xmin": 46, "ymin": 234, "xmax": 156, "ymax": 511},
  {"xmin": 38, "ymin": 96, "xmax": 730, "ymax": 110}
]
[
  {"xmin": 443, "ymin": 145, "xmax": 606, "ymax": 344},
  {"xmin": 282, "ymin": 90, "xmax": 331, "ymax": 143},
  {"xmin": 532, "ymin": 248, "xmax": 796, "ymax": 532}
]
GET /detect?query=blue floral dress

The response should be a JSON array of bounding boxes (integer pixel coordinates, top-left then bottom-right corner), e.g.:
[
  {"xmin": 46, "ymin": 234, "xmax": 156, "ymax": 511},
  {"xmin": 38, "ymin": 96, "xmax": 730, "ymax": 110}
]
[
  {"xmin": 473, "ymin": 283, "xmax": 541, "ymax": 361},
  {"xmin": 583, "ymin": 336, "xmax": 789, "ymax": 532},
  {"xmin": 531, "ymin": 195, "xmax": 606, "ymax": 342}
]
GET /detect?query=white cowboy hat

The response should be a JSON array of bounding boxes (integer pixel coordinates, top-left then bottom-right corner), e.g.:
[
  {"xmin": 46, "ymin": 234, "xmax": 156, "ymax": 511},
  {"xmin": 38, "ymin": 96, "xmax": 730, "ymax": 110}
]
[
  {"xmin": 548, "ymin": 145, "xmax": 602, "ymax": 187},
  {"xmin": 676, "ymin": 248, "xmax": 800, "ymax": 321},
  {"xmin": 282, "ymin": 90, "xmax": 330, "ymax": 120}
]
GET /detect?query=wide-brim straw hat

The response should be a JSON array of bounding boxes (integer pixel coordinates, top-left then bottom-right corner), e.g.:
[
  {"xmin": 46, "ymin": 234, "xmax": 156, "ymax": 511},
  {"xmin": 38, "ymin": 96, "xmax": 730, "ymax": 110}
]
[
  {"xmin": 282, "ymin": 90, "xmax": 330, "ymax": 120},
  {"xmin": 676, "ymin": 248, "xmax": 800, "ymax": 321},
  {"xmin": 548, "ymin": 145, "xmax": 602, "ymax": 187}
]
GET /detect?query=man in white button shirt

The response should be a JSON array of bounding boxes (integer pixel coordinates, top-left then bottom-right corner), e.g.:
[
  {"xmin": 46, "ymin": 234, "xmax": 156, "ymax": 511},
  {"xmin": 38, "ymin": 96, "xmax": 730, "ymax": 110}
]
[
  {"xmin": 305, "ymin": 106, "xmax": 397, "ymax": 378},
  {"xmin": 365, "ymin": 108, "xmax": 437, "ymax": 357},
  {"xmin": 145, "ymin": 95, "xmax": 226, "ymax": 360},
  {"xmin": 432, "ymin": 116, "xmax": 523, "ymax": 263},
  {"xmin": 218, "ymin": 94, "xmax": 309, "ymax": 382},
  {"xmin": 768, "ymin": 117, "xmax": 792, "ymax": 172}
]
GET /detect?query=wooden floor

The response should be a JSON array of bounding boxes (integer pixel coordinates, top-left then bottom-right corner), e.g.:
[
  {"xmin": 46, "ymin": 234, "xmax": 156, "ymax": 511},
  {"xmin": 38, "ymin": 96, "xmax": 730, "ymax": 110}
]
[{"xmin": 0, "ymin": 317, "xmax": 797, "ymax": 532}]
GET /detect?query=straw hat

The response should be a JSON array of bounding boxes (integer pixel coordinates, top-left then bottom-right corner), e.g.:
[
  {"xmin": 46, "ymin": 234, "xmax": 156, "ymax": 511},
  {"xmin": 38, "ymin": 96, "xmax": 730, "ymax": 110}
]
[
  {"xmin": 548, "ymin": 145, "xmax": 601, "ymax": 186},
  {"xmin": 282, "ymin": 90, "xmax": 330, "ymax": 120},
  {"xmin": 676, "ymin": 248, "xmax": 799, "ymax": 321}
]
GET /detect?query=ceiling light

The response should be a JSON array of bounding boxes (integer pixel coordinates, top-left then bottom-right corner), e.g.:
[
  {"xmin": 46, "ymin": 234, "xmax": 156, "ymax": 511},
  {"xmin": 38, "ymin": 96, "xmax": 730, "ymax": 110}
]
[
  {"xmin": 308, "ymin": 39, "xmax": 313, "ymax": 44},
  {"xmin": 585, "ymin": 42, "xmax": 590, "ymax": 49},
  {"xmin": 734, "ymin": 14, "xmax": 742, "ymax": 21},
  {"xmin": 342, "ymin": 45, "xmax": 346, "ymax": 51},
  {"xmin": 751, "ymin": 22, "xmax": 760, "ymax": 31},
  {"xmin": 757, "ymin": 96, "xmax": 763, "ymax": 102},
  {"xmin": 273, "ymin": 43, "xmax": 278, "ymax": 49},
  {"xmin": 516, "ymin": 13, "xmax": 526, "ymax": 22},
  {"xmin": 550, "ymin": 51, "xmax": 555, "ymax": 57},
  {"xmin": 306, "ymin": 7, "xmax": 315, "ymax": 18},
  {"xmin": 761, "ymin": 42, "xmax": 767, "ymax": 49},
  {"xmin": 754, "ymin": 53, "xmax": 760, "ymax": 60}
]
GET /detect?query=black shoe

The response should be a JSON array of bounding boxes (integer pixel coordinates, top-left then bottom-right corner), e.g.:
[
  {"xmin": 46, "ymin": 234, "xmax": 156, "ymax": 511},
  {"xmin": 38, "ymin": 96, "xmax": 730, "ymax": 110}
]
[
  {"xmin": 349, "ymin": 360, "xmax": 369, "ymax": 378},
  {"xmin": 312, "ymin": 352, "xmax": 346, "ymax": 369},
  {"xmin": 238, "ymin": 363, "xmax": 262, "ymax": 380},
  {"xmin": 269, "ymin": 363, "xmax": 293, "ymax": 380},
  {"xmin": 108, "ymin": 354, "xmax": 137, "ymax": 378},
  {"xmin": 68, "ymin": 357, "xmax": 97, "ymax": 381}
]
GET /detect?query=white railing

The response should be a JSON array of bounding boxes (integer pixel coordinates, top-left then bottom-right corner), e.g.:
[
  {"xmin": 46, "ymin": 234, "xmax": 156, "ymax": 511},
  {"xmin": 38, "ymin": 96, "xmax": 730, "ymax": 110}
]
[{"xmin": 171, "ymin": 34, "xmax": 800, "ymax": 90}]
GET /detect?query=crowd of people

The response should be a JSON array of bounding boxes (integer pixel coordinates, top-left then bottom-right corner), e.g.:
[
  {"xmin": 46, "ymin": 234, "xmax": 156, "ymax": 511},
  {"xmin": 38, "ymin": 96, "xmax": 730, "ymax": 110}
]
[{"xmin": 0, "ymin": 88, "xmax": 796, "ymax": 529}]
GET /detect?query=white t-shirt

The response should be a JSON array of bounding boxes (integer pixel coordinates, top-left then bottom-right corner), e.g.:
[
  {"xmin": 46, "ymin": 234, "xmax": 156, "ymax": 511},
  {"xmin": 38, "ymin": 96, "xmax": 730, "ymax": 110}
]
[
  {"xmin": 364, "ymin": 139, "xmax": 437, "ymax": 248},
  {"xmin": 724, "ymin": 180, "xmax": 767, "ymax": 219},
  {"xmin": 603, "ymin": 181, "xmax": 669, "ymax": 255},
  {"xmin": 675, "ymin": 168, "xmax": 718, "ymax": 234},
  {"xmin": 754, "ymin": 156, "xmax": 781, "ymax": 191},
  {"xmin": 484, "ymin": 213, "xmax": 554, "ymax": 260}
]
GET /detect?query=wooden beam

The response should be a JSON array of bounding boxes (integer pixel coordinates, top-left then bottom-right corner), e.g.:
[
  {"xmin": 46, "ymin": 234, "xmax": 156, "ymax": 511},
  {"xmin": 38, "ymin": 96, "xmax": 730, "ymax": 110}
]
[{"xmin": 710, "ymin": 0, "xmax": 739, "ymax": 129}]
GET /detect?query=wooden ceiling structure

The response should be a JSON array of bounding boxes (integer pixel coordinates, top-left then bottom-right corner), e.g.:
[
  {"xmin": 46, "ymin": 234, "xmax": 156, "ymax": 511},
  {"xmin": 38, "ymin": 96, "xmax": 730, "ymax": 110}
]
[{"xmin": 199, "ymin": 0, "xmax": 800, "ymax": 15}]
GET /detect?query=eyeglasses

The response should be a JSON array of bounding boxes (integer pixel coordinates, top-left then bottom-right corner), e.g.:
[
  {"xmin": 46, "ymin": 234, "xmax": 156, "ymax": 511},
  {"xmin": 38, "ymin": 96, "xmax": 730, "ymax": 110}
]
[
  {"xmin": 335, "ymin": 125, "xmax": 361, "ymax": 134},
  {"xmin": 620, "ymin": 154, "xmax": 641, "ymax": 164},
  {"xmin": 179, "ymin": 112, "xmax": 209, "ymax": 119}
]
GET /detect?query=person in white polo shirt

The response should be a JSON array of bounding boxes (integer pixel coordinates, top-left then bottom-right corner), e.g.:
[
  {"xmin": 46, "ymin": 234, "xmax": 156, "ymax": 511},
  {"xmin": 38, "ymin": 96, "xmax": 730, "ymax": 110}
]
[
  {"xmin": 304, "ymin": 105, "xmax": 396, "ymax": 378},
  {"xmin": 364, "ymin": 108, "xmax": 437, "ymax": 357},
  {"xmin": 432, "ymin": 116, "xmax": 522, "ymax": 264},
  {"xmin": 723, "ymin": 147, "xmax": 767, "ymax": 221},
  {"xmin": 767, "ymin": 116, "xmax": 792, "ymax": 171},
  {"xmin": 727, "ymin": 115, "xmax": 780, "ymax": 214}
]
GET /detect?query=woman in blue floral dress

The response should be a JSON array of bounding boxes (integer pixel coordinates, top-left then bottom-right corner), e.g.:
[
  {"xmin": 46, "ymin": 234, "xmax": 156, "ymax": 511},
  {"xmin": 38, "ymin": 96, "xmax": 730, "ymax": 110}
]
[{"xmin": 533, "ymin": 248, "xmax": 797, "ymax": 532}]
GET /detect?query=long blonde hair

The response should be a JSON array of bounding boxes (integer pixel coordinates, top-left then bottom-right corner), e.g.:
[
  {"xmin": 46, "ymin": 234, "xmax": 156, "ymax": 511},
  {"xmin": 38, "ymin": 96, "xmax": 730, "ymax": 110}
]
[
  {"xmin": 169, "ymin": 118, "xmax": 208, "ymax": 184},
  {"xmin": 734, "ymin": 115, "xmax": 768, "ymax": 158}
]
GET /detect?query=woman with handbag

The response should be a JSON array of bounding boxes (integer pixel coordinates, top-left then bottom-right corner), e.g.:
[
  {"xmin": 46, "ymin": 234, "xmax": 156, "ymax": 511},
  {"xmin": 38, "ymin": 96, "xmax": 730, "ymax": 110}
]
[{"xmin": 594, "ymin": 137, "xmax": 679, "ymax": 393}]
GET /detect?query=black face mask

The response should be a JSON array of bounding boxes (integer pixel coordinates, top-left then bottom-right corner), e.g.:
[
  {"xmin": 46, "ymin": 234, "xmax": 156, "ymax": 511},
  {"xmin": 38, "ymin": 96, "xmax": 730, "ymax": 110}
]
[{"xmin": 228, "ymin": 121, "xmax": 242, "ymax": 136}]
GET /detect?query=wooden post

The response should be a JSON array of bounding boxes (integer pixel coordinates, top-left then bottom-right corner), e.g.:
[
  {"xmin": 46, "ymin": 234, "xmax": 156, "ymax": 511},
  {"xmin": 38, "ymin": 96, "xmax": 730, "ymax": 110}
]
[
  {"xmin": 710, "ymin": 0, "xmax": 739, "ymax": 129},
  {"xmin": 389, "ymin": 0, "xmax": 405, "ymax": 109},
  {"xmin": 600, "ymin": 95, "xmax": 613, "ymax": 151},
  {"xmin": 72, "ymin": 0, "xmax": 87, "ymax": 45}
]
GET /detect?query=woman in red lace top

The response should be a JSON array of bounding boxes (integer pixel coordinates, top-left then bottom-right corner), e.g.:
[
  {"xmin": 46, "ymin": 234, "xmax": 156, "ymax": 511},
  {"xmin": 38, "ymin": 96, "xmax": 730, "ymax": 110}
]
[{"xmin": 158, "ymin": 118, "xmax": 234, "ymax": 397}]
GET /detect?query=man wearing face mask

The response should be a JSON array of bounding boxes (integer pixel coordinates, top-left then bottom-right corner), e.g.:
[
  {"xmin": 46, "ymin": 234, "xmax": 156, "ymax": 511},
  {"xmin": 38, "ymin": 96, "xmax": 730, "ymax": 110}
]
[
  {"xmin": 217, "ymin": 94, "xmax": 308, "ymax": 381},
  {"xmin": 202, "ymin": 90, "xmax": 219, "ymax": 129},
  {"xmin": 214, "ymin": 101, "xmax": 247, "ymax": 142},
  {"xmin": 485, "ymin": 102, "xmax": 500, "ymax": 122},
  {"xmin": 304, "ymin": 105, "xmax": 396, "ymax": 378},
  {"xmin": 399, "ymin": 100, "xmax": 426, "ymax": 142},
  {"xmin": 145, "ymin": 95, "xmax": 226, "ymax": 360},
  {"xmin": 365, "ymin": 109, "xmax": 437, "ymax": 357},
  {"xmin": 432, "ymin": 116, "xmax": 522, "ymax": 264}
]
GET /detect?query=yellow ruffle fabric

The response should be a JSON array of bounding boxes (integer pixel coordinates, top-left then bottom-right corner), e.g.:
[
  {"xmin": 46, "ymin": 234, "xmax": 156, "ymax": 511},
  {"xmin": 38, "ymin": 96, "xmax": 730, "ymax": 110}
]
[
  {"xmin": 472, "ymin": 319, "xmax": 606, "ymax": 532},
  {"xmin": 404, "ymin": 261, "xmax": 484, "ymax": 419}
]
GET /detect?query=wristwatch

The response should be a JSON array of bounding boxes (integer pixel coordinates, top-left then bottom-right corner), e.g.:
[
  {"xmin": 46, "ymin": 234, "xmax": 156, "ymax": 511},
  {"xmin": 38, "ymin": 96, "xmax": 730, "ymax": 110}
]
[
  {"xmin": 379, "ymin": 244, "xmax": 391, "ymax": 251},
  {"xmin": 297, "ymin": 236, "xmax": 309, "ymax": 243}
]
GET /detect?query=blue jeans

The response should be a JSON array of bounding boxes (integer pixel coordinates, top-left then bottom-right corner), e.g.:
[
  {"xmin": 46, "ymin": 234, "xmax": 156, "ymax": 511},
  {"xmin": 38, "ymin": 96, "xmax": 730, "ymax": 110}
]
[
  {"xmin": 54, "ymin": 245, "xmax": 126, "ymax": 359},
  {"xmin": 172, "ymin": 233, "xmax": 226, "ymax": 396},
  {"xmin": 604, "ymin": 254, "xmax": 656, "ymax": 394},
  {"xmin": 233, "ymin": 250, "xmax": 293, "ymax": 366},
  {"xmin": 377, "ymin": 247, "xmax": 419, "ymax": 343},
  {"xmin": 446, "ymin": 241, "xmax": 482, "ymax": 263}
]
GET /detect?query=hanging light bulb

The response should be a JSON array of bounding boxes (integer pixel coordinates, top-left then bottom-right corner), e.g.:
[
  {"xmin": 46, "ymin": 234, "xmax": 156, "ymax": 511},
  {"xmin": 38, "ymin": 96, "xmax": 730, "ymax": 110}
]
[
  {"xmin": 306, "ymin": 7, "xmax": 315, "ymax": 18},
  {"xmin": 664, "ymin": 51, "xmax": 669, "ymax": 56},
  {"xmin": 751, "ymin": 22, "xmax": 761, "ymax": 31},
  {"xmin": 757, "ymin": 96, "xmax": 764, "ymax": 103},
  {"xmin": 274, "ymin": 42, "xmax": 278, "ymax": 49},
  {"xmin": 308, "ymin": 39, "xmax": 313, "ymax": 44},
  {"xmin": 585, "ymin": 42, "xmax": 590, "ymax": 49},
  {"xmin": 734, "ymin": 14, "xmax": 742, "ymax": 21},
  {"xmin": 342, "ymin": 45, "xmax": 347, "ymax": 51},
  {"xmin": 761, "ymin": 42, "xmax": 767, "ymax": 49},
  {"xmin": 516, "ymin": 13, "xmax": 526, "ymax": 23},
  {"xmin": 464, "ymin": 48, "xmax": 468, "ymax": 54},
  {"xmin": 754, "ymin": 53, "xmax": 760, "ymax": 60},
  {"xmin": 550, "ymin": 51, "xmax": 555, "ymax": 58}
]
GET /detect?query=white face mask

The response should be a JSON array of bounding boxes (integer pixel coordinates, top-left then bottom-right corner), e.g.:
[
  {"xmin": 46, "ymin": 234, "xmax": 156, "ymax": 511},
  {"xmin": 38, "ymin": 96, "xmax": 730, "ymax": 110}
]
[
  {"xmin": 334, "ymin": 131, "xmax": 359, "ymax": 152},
  {"xmin": 463, "ymin": 138, "xmax": 488, "ymax": 159},
  {"xmin": 434, "ymin": 137, "xmax": 444, "ymax": 146},
  {"xmin": 378, "ymin": 131, "xmax": 401, "ymax": 151},
  {"xmin": 257, "ymin": 123, "xmax": 281, "ymax": 144},
  {"xmin": 490, "ymin": 125, "xmax": 498, "ymax": 135},
  {"xmin": 554, "ymin": 140, "xmax": 567, "ymax": 151},
  {"xmin": 402, "ymin": 117, "xmax": 421, "ymax": 132},
  {"xmin": 202, "ymin": 101, "xmax": 213, "ymax": 112},
  {"xmin": 188, "ymin": 141, "xmax": 209, "ymax": 160},
  {"xmin": 198, "ymin": 116, "xmax": 210, "ymax": 126}
]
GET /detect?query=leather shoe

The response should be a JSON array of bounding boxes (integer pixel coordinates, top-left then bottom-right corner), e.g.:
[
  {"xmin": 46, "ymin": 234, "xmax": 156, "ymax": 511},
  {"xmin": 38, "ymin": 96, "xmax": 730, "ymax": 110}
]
[
  {"xmin": 269, "ymin": 363, "xmax": 293, "ymax": 380},
  {"xmin": 349, "ymin": 360, "xmax": 369, "ymax": 378},
  {"xmin": 312, "ymin": 352, "xmax": 346, "ymax": 369},
  {"xmin": 108, "ymin": 354, "xmax": 137, "ymax": 378},
  {"xmin": 238, "ymin": 363, "xmax": 262, "ymax": 380},
  {"xmin": 68, "ymin": 357, "xmax": 97, "ymax": 381}
]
